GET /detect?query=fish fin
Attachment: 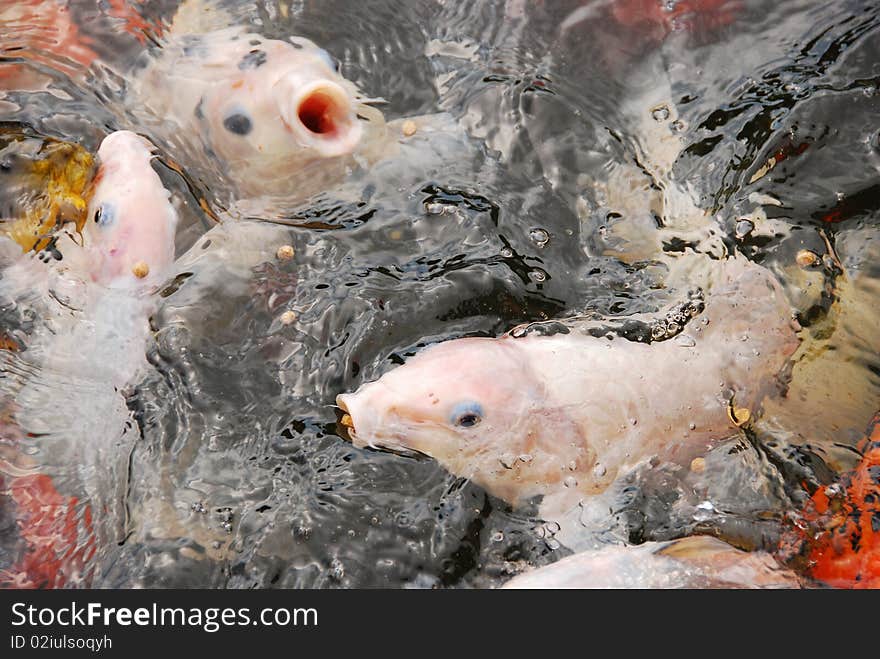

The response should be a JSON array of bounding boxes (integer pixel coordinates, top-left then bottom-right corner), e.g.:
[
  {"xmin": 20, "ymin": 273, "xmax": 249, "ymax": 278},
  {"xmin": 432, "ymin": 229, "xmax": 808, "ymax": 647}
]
[
  {"xmin": 760, "ymin": 227, "xmax": 880, "ymax": 458},
  {"xmin": 655, "ymin": 535, "xmax": 742, "ymax": 560}
]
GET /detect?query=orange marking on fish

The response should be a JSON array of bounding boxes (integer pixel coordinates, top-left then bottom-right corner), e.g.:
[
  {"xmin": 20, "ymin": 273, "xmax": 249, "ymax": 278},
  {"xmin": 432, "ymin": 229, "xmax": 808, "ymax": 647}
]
[
  {"xmin": 611, "ymin": 0, "xmax": 741, "ymax": 36},
  {"xmin": 0, "ymin": 0, "xmax": 98, "ymax": 83},
  {"xmin": 0, "ymin": 473, "xmax": 97, "ymax": 589},
  {"xmin": 778, "ymin": 412, "xmax": 880, "ymax": 588},
  {"xmin": 0, "ymin": 335, "xmax": 20, "ymax": 352},
  {"xmin": 105, "ymin": 0, "xmax": 164, "ymax": 44}
]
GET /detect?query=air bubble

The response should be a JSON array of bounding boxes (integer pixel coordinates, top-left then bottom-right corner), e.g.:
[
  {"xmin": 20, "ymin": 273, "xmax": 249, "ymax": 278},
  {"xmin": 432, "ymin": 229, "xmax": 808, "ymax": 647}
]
[
  {"xmin": 652, "ymin": 105, "xmax": 670, "ymax": 121},
  {"xmin": 693, "ymin": 500, "xmax": 716, "ymax": 522},
  {"xmin": 329, "ymin": 558, "xmax": 345, "ymax": 581},
  {"xmin": 734, "ymin": 219, "xmax": 754, "ymax": 239},
  {"xmin": 529, "ymin": 269, "xmax": 548, "ymax": 283},
  {"xmin": 674, "ymin": 334, "xmax": 696, "ymax": 347},
  {"xmin": 529, "ymin": 227, "xmax": 550, "ymax": 247},
  {"xmin": 500, "ymin": 247, "xmax": 514, "ymax": 258}
]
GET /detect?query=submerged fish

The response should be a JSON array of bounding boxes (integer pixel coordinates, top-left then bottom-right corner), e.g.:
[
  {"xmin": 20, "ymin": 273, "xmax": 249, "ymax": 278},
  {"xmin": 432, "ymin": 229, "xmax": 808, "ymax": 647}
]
[
  {"xmin": 0, "ymin": 130, "xmax": 179, "ymax": 587},
  {"xmin": 503, "ymin": 535, "xmax": 801, "ymax": 589},
  {"xmin": 0, "ymin": 126, "xmax": 94, "ymax": 253},
  {"xmin": 337, "ymin": 253, "xmax": 800, "ymax": 513},
  {"xmin": 0, "ymin": 0, "xmax": 161, "ymax": 91},
  {"xmin": 778, "ymin": 411, "xmax": 880, "ymax": 589}
]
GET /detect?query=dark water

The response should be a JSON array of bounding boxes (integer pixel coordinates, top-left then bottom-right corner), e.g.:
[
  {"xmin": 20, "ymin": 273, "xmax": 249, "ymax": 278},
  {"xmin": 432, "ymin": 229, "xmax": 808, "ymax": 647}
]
[{"xmin": 1, "ymin": 0, "xmax": 879, "ymax": 587}]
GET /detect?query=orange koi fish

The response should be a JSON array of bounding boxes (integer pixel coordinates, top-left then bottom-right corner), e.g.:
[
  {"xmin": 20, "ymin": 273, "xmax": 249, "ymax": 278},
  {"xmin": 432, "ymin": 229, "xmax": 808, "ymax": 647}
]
[{"xmin": 779, "ymin": 412, "xmax": 880, "ymax": 588}]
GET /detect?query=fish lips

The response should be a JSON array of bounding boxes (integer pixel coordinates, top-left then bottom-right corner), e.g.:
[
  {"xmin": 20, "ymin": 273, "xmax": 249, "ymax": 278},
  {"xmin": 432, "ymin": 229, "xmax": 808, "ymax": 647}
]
[
  {"xmin": 275, "ymin": 77, "xmax": 363, "ymax": 157},
  {"xmin": 335, "ymin": 391, "xmax": 429, "ymax": 461}
]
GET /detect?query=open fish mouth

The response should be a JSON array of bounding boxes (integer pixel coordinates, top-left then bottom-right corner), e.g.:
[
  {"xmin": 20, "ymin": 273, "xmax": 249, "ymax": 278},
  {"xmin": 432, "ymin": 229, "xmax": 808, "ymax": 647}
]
[
  {"xmin": 336, "ymin": 395, "xmax": 356, "ymax": 437},
  {"xmin": 277, "ymin": 78, "xmax": 363, "ymax": 157},
  {"xmin": 334, "ymin": 395, "xmax": 428, "ymax": 461}
]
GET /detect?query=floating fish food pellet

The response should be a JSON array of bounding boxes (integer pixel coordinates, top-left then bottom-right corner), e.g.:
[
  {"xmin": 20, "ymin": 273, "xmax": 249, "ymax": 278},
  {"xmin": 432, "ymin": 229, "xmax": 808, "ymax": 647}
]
[
  {"xmin": 132, "ymin": 261, "xmax": 150, "ymax": 278},
  {"xmin": 796, "ymin": 249, "xmax": 820, "ymax": 267},
  {"xmin": 276, "ymin": 244, "xmax": 295, "ymax": 260}
]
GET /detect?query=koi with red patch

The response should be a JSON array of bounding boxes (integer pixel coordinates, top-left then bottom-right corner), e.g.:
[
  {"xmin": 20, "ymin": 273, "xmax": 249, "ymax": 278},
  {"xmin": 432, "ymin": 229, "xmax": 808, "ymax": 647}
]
[
  {"xmin": 0, "ymin": 474, "xmax": 96, "ymax": 589},
  {"xmin": 779, "ymin": 412, "xmax": 880, "ymax": 588},
  {"xmin": 0, "ymin": 0, "xmax": 161, "ymax": 89}
]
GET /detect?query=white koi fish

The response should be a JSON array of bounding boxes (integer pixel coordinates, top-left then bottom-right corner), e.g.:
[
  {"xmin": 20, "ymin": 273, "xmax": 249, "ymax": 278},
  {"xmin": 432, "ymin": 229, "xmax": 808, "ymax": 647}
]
[
  {"xmin": 126, "ymin": 0, "xmax": 389, "ymax": 208},
  {"xmin": 503, "ymin": 536, "xmax": 801, "ymax": 589},
  {"xmin": 337, "ymin": 253, "xmax": 800, "ymax": 513},
  {"xmin": 0, "ymin": 130, "xmax": 179, "ymax": 585}
]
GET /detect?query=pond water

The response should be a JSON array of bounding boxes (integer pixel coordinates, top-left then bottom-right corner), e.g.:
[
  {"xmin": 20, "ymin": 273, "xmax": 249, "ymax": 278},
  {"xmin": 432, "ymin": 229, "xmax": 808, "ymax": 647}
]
[{"xmin": 1, "ymin": 0, "xmax": 878, "ymax": 587}]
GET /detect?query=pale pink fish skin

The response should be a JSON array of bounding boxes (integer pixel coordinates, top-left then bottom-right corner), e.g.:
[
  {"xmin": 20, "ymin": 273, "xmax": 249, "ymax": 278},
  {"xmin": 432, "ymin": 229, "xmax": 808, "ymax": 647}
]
[
  {"xmin": 337, "ymin": 256, "xmax": 800, "ymax": 507},
  {"xmin": 502, "ymin": 536, "xmax": 802, "ymax": 589},
  {"xmin": 81, "ymin": 130, "xmax": 178, "ymax": 288},
  {"xmin": 130, "ymin": 27, "xmax": 371, "ymax": 198}
]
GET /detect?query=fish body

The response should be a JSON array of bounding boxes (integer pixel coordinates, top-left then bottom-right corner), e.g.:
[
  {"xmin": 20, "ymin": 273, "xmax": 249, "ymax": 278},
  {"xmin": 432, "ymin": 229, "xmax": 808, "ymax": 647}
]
[
  {"xmin": 503, "ymin": 535, "xmax": 801, "ymax": 589},
  {"xmin": 0, "ymin": 127, "xmax": 94, "ymax": 253},
  {"xmin": 79, "ymin": 130, "xmax": 178, "ymax": 288},
  {"xmin": 778, "ymin": 412, "xmax": 880, "ymax": 589},
  {"xmin": 0, "ymin": 130, "xmax": 179, "ymax": 587},
  {"xmin": 128, "ymin": 19, "xmax": 387, "ymax": 204},
  {"xmin": 0, "ymin": 0, "xmax": 161, "ymax": 90},
  {"xmin": 0, "ymin": 0, "xmax": 97, "ymax": 89},
  {"xmin": 338, "ymin": 254, "xmax": 800, "ymax": 509}
]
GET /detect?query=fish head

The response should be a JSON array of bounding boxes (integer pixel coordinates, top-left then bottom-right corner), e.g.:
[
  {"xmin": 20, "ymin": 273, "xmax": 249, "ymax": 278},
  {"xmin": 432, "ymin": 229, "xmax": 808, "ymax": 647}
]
[
  {"xmin": 81, "ymin": 130, "xmax": 178, "ymax": 288},
  {"xmin": 337, "ymin": 337, "xmax": 597, "ymax": 505},
  {"xmin": 197, "ymin": 36, "xmax": 365, "ymax": 171}
]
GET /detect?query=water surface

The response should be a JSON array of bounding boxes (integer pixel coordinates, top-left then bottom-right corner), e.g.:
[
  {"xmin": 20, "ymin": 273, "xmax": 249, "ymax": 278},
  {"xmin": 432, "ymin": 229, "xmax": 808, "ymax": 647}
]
[{"xmin": 1, "ymin": 0, "xmax": 879, "ymax": 587}]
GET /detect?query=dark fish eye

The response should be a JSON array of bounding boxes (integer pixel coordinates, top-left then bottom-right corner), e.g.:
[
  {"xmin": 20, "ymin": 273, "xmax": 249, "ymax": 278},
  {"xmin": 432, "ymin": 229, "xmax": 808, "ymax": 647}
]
[
  {"xmin": 223, "ymin": 109, "xmax": 253, "ymax": 136},
  {"xmin": 450, "ymin": 402, "xmax": 483, "ymax": 428},
  {"xmin": 94, "ymin": 203, "xmax": 115, "ymax": 226}
]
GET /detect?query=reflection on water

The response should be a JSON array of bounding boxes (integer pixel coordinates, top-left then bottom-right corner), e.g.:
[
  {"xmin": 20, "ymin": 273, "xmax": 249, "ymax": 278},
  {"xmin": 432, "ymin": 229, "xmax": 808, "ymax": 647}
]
[{"xmin": 1, "ymin": 0, "xmax": 878, "ymax": 587}]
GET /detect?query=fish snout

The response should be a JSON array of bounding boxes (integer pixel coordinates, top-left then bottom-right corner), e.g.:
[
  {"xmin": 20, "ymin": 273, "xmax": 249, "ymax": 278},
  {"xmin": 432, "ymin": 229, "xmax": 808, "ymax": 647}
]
[
  {"xmin": 275, "ymin": 76, "xmax": 362, "ymax": 157},
  {"xmin": 337, "ymin": 379, "xmax": 402, "ymax": 450},
  {"xmin": 336, "ymin": 391, "xmax": 368, "ymax": 447},
  {"xmin": 337, "ymin": 389, "xmax": 431, "ymax": 459}
]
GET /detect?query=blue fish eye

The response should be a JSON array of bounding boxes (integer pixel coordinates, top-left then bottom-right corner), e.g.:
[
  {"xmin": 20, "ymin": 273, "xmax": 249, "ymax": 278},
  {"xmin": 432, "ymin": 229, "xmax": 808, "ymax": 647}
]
[
  {"xmin": 316, "ymin": 47, "xmax": 340, "ymax": 72},
  {"xmin": 450, "ymin": 401, "xmax": 483, "ymax": 428},
  {"xmin": 94, "ymin": 203, "xmax": 115, "ymax": 227}
]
